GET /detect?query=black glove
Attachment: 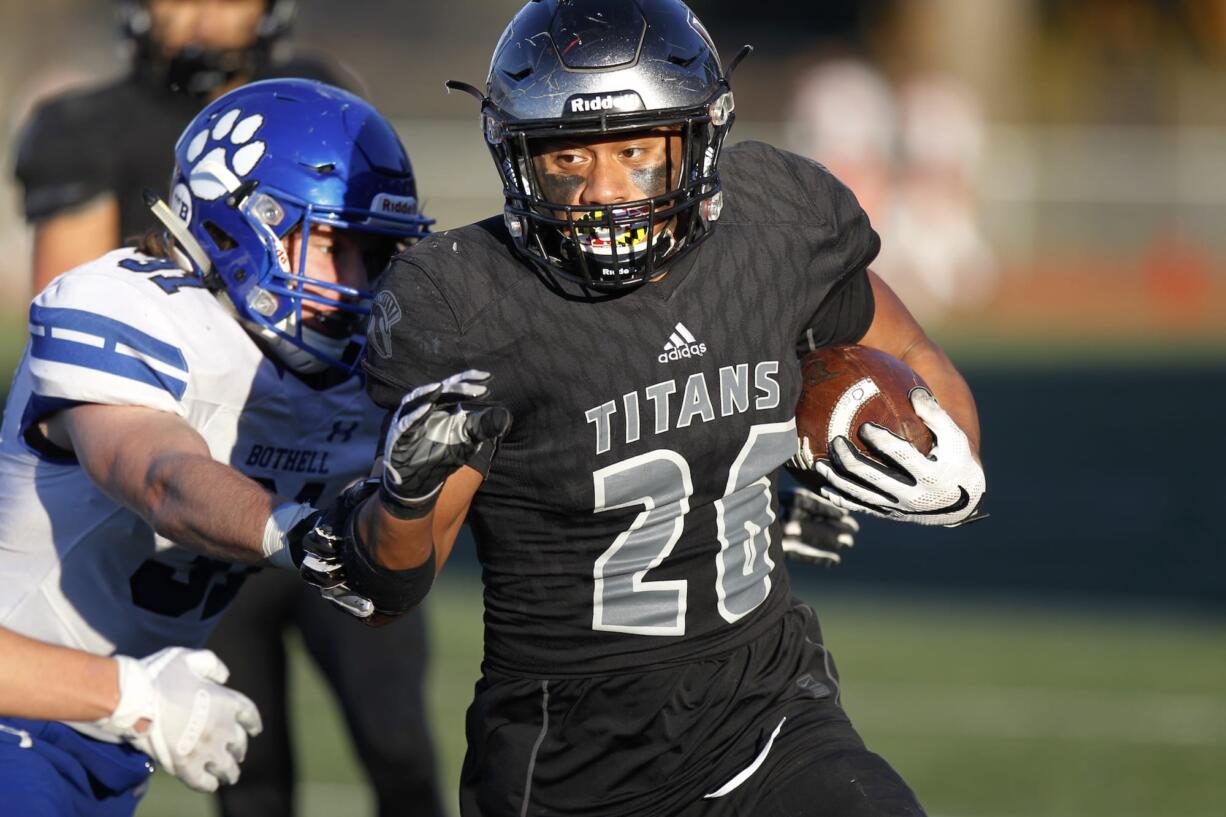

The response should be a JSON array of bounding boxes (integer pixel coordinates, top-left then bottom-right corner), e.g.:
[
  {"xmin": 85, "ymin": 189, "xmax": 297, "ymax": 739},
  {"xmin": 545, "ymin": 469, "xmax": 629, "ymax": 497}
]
[
  {"xmin": 779, "ymin": 485, "xmax": 859, "ymax": 568},
  {"xmin": 379, "ymin": 369, "xmax": 512, "ymax": 519},
  {"xmin": 289, "ymin": 480, "xmax": 380, "ymax": 619}
]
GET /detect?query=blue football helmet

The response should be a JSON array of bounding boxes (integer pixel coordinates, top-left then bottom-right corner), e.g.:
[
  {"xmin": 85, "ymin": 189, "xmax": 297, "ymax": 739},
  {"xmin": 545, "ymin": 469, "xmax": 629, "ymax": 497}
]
[{"xmin": 153, "ymin": 78, "xmax": 432, "ymax": 372}]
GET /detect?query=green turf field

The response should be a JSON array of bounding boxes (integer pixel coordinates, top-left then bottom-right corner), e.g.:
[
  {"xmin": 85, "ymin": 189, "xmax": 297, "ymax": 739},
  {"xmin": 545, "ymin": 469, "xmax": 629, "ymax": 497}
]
[
  {"xmin": 0, "ymin": 311, "xmax": 1221, "ymax": 817},
  {"xmin": 132, "ymin": 575, "xmax": 1226, "ymax": 817}
]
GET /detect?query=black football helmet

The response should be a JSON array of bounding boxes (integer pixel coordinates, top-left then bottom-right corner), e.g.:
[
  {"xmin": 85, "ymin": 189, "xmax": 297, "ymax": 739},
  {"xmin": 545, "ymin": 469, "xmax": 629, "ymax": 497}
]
[
  {"xmin": 119, "ymin": 0, "xmax": 297, "ymax": 97},
  {"xmin": 452, "ymin": 0, "xmax": 748, "ymax": 289}
]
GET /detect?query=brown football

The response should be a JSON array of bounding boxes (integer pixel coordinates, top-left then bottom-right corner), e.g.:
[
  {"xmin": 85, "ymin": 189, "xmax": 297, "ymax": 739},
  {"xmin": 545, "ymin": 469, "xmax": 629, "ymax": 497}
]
[{"xmin": 793, "ymin": 345, "xmax": 935, "ymax": 490}]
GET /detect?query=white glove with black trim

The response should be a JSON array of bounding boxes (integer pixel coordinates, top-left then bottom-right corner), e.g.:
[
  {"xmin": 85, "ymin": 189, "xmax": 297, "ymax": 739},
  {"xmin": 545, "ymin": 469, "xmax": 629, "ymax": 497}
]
[
  {"xmin": 780, "ymin": 486, "xmax": 858, "ymax": 567},
  {"xmin": 93, "ymin": 647, "xmax": 262, "ymax": 793},
  {"xmin": 813, "ymin": 388, "xmax": 987, "ymax": 527},
  {"xmin": 379, "ymin": 370, "xmax": 512, "ymax": 518}
]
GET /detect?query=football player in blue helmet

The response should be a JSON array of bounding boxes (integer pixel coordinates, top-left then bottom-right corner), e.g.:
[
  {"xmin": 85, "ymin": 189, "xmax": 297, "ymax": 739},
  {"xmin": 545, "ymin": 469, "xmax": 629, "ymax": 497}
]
[
  {"xmin": 0, "ymin": 78, "xmax": 434, "ymax": 814},
  {"xmin": 151, "ymin": 77, "xmax": 432, "ymax": 372},
  {"xmin": 149, "ymin": 79, "xmax": 446, "ymax": 817}
]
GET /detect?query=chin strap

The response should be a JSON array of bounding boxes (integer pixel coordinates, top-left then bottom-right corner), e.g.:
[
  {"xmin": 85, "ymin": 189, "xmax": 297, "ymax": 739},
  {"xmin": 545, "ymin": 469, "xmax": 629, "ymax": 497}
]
[
  {"xmin": 144, "ymin": 190, "xmax": 213, "ymax": 278},
  {"xmin": 148, "ymin": 187, "xmax": 356, "ymax": 375},
  {"xmin": 250, "ymin": 322, "xmax": 351, "ymax": 375},
  {"xmin": 214, "ymin": 289, "xmax": 351, "ymax": 375}
]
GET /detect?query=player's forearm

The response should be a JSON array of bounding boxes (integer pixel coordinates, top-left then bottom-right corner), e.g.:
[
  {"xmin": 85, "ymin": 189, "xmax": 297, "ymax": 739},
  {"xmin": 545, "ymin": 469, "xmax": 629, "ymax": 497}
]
[
  {"xmin": 356, "ymin": 496, "xmax": 436, "ymax": 570},
  {"xmin": 897, "ymin": 339, "xmax": 982, "ymax": 457},
  {"xmin": 357, "ymin": 463, "xmax": 481, "ymax": 572},
  {"xmin": 140, "ymin": 452, "xmax": 278, "ymax": 563},
  {"xmin": 30, "ymin": 195, "xmax": 120, "ymax": 294},
  {"xmin": 0, "ymin": 628, "xmax": 118, "ymax": 722},
  {"xmin": 60, "ymin": 404, "xmax": 278, "ymax": 564},
  {"xmin": 860, "ymin": 271, "xmax": 981, "ymax": 456}
]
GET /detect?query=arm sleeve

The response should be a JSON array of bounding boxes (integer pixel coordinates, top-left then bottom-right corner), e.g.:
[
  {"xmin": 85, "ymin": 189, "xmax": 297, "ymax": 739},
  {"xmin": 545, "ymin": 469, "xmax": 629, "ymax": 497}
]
[
  {"xmin": 785, "ymin": 151, "xmax": 880, "ymax": 352},
  {"xmin": 22, "ymin": 271, "xmax": 190, "ymax": 440},
  {"xmin": 13, "ymin": 96, "xmax": 115, "ymax": 223},
  {"xmin": 795, "ymin": 269, "xmax": 875, "ymax": 355},
  {"xmin": 363, "ymin": 257, "xmax": 468, "ymax": 397}
]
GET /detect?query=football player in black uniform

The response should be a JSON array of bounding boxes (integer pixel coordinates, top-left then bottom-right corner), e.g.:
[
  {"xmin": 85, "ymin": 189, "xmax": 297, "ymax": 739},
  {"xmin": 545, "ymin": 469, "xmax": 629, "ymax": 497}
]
[
  {"xmin": 300, "ymin": 1, "xmax": 986, "ymax": 815},
  {"xmin": 12, "ymin": 4, "xmax": 443, "ymax": 817},
  {"xmin": 15, "ymin": 0, "xmax": 353, "ymax": 291}
]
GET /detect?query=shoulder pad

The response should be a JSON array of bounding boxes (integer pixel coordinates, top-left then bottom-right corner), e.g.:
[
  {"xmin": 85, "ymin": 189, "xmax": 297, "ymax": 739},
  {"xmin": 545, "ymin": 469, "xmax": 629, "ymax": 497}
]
[
  {"xmin": 14, "ymin": 87, "xmax": 122, "ymax": 220},
  {"xmin": 27, "ymin": 256, "xmax": 193, "ymax": 418}
]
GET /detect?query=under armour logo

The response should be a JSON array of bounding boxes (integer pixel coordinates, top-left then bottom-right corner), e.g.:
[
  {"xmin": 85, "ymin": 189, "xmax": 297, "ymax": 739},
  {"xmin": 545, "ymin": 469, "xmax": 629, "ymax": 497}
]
[{"xmin": 327, "ymin": 420, "xmax": 360, "ymax": 443}]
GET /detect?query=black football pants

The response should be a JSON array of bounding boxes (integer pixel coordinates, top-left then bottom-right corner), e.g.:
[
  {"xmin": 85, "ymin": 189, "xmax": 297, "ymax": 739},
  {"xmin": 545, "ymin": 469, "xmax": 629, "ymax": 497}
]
[
  {"xmin": 207, "ymin": 568, "xmax": 444, "ymax": 817},
  {"xmin": 672, "ymin": 714, "xmax": 925, "ymax": 817},
  {"xmin": 460, "ymin": 599, "xmax": 923, "ymax": 817}
]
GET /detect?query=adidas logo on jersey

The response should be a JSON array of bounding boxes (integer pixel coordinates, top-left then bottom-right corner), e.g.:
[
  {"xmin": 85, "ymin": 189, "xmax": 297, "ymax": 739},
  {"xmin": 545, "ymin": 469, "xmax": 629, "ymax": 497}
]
[{"xmin": 659, "ymin": 322, "xmax": 707, "ymax": 363}]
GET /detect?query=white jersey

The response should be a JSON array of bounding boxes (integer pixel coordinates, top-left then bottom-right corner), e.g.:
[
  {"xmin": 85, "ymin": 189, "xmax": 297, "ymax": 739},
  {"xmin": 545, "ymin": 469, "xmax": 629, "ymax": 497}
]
[{"xmin": 0, "ymin": 249, "xmax": 382, "ymax": 659}]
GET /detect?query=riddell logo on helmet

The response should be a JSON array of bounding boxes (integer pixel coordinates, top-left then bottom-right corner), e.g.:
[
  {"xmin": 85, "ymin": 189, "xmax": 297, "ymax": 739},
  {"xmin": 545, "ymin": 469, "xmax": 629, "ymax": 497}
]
[
  {"xmin": 371, "ymin": 193, "xmax": 419, "ymax": 217},
  {"xmin": 564, "ymin": 91, "xmax": 646, "ymax": 116}
]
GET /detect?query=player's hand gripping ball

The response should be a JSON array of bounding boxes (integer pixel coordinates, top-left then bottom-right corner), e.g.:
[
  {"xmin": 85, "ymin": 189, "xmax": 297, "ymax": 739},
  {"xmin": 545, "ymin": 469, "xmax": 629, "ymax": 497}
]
[{"xmin": 790, "ymin": 345, "xmax": 986, "ymax": 527}]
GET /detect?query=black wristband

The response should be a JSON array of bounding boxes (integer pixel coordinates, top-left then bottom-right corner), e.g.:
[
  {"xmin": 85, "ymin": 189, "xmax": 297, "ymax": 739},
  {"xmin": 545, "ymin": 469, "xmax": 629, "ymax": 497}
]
[
  {"xmin": 377, "ymin": 481, "xmax": 442, "ymax": 520},
  {"xmin": 339, "ymin": 501, "xmax": 436, "ymax": 615}
]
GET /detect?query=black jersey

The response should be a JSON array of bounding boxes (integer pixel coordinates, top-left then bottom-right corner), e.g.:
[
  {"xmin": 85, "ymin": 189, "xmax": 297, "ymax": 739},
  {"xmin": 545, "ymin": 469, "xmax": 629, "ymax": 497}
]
[
  {"xmin": 365, "ymin": 141, "xmax": 879, "ymax": 677},
  {"xmin": 14, "ymin": 56, "xmax": 345, "ymax": 240}
]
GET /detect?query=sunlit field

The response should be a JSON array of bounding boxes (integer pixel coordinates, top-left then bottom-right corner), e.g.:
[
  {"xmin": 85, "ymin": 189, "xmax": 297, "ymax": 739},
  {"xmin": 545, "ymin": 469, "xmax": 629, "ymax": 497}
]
[
  {"xmin": 1, "ymin": 318, "xmax": 1220, "ymax": 817},
  {"xmin": 135, "ymin": 574, "xmax": 1226, "ymax": 817}
]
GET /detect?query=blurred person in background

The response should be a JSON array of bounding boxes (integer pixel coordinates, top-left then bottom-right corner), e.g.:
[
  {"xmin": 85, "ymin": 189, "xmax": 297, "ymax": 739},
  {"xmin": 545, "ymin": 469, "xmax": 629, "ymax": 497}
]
[
  {"xmin": 875, "ymin": 76, "xmax": 997, "ymax": 323},
  {"xmin": 15, "ymin": 0, "xmax": 350, "ymax": 292},
  {"xmin": 0, "ymin": 78, "xmax": 432, "ymax": 816},
  {"xmin": 788, "ymin": 60, "xmax": 996, "ymax": 323},
  {"xmin": 10, "ymin": 5, "xmax": 445, "ymax": 817},
  {"xmin": 786, "ymin": 57, "xmax": 897, "ymax": 227}
]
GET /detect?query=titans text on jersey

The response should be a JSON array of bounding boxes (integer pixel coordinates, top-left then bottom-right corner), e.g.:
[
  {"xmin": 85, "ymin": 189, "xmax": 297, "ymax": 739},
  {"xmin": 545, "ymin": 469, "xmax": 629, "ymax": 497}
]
[
  {"xmin": 0, "ymin": 249, "xmax": 381, "ymax": 661},
  {"xmin": 365, "ymin": 141, "xmax": 879, "ymax": 677},
  {"xmin": 584, "ymin": 361, "xmax": 781, "ymax": 455}
]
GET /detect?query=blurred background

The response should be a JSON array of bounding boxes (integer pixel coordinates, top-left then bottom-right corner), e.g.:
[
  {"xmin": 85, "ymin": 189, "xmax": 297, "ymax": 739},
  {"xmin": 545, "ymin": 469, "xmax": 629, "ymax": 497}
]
[{"xmin": 0, "ymin": 1, "xmax": 1223, "ymax": 816}]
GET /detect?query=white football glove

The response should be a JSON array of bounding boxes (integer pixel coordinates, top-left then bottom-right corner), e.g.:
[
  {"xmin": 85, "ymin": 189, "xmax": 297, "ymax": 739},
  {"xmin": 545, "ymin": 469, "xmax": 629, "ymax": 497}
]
[
  {"xmin": 94, "ymin": 647, "xmax": 262, "ymax": 792},
  {"xmin": 813, "ymin": 388, "xmax": 987, "ymax": 527},
  {"xmin": 779, "ymin": 486, "xmax": 858, "ymax": 567}
]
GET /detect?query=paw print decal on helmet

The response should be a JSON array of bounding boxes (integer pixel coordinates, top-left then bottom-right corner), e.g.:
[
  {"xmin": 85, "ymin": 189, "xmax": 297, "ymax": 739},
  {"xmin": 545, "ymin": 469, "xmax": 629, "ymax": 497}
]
[
  {"xmin": 182, "ymin": 108, "xmax": 266, "ymax": 201},
  {"xmin": 155, "ymin": 78, "xmax": 433, "ymax": 374}
]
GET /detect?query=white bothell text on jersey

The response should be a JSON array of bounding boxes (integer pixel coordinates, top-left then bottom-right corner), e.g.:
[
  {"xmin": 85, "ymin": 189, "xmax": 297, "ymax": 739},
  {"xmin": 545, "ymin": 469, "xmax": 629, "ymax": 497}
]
[{"xmin": 0, "ymin": 248, "xmax": 381, "ymax": 665}]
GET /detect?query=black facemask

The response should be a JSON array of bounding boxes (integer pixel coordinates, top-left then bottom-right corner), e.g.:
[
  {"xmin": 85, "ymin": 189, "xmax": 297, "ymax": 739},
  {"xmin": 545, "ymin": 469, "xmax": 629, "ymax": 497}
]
[{"xmin": 158, "ymin": 45, "xmax": 260, "ymax": 98}]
